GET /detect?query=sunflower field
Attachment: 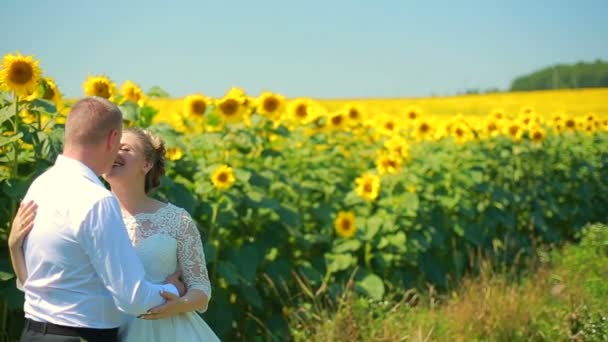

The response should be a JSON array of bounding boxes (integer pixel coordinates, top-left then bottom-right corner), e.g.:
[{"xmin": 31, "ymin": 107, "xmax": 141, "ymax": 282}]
[{"xmin": 1, "ymin": 52, "xmax": 608, "ymax": 341}]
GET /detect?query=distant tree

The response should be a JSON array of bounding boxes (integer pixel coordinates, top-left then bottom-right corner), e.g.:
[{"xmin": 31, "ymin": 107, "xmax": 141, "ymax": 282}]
[{"xmin": 510, "ymin": 60, "xmax": 608, "ymax": 91}]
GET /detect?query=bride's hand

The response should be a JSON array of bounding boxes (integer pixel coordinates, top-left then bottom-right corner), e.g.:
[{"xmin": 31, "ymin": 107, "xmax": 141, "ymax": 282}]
[
  {"xmin": 8, "ymin": 201, "xmax": 37, "ymax": 250},
  {"xmin": 139, "ymin": 291, "xmax": 182, "ymax": 320}
]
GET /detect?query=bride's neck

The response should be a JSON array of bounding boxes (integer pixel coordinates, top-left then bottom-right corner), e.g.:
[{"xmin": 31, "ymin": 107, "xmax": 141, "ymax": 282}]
[{"xmin": 111, "ymin": 183, "xmax": 150, "ymax": 214}]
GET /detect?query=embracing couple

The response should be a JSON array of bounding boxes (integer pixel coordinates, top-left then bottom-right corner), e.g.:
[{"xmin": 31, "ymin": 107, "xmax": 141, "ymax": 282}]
[{"xmin": 8, "ymin": 97, "xmax": 220, "ymax": 341}]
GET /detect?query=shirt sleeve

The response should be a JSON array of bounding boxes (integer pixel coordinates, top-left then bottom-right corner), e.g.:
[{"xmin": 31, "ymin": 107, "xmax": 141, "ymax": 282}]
[
  {"xmin": 77, "ymin": 196, "xmax": 178, "ymax": 315},
  {"xmin": 176, "ymin": 210, "xmax": 212, "ymax": 312}
]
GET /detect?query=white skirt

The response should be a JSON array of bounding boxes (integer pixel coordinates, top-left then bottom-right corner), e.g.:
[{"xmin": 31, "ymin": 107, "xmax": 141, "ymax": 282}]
[{"xmin": 119, "ymin": 312, "xmax": 221, "ymax": 342}]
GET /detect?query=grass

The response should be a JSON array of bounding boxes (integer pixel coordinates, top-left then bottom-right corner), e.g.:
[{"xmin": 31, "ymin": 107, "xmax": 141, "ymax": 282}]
[{"xmin": 287, "ymin": 223, "xmax": 608, "ymax": 341}]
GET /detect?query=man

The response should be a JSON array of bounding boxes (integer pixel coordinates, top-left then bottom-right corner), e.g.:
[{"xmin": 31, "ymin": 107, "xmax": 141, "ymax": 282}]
[{"xmin": 13, "ymin": 97, "xmax": 182, "ymax": 342}]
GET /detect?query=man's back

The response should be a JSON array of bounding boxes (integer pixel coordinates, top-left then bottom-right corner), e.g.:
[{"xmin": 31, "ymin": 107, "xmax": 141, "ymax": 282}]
[{"xmin": 23, "ymin": 155, "xmax": 126, "ymax": 328}]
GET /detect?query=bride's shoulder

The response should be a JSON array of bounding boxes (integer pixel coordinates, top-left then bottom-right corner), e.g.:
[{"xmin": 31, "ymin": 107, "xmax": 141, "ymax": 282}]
[{"xmin": 165, "ymin": 202, "xmax": 197, "ymax": 227}]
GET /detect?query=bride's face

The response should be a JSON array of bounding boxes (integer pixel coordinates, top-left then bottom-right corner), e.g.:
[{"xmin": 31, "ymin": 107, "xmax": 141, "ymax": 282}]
[{"xmin": 104, "ymin": 132, "xmax": 152, "ymax": 186}]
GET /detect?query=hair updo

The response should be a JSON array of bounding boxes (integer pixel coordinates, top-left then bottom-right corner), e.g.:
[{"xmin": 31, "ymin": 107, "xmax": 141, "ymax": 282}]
[{"xmin": 124, "ymin": 127, "xmax": 166, "ymax": 193}]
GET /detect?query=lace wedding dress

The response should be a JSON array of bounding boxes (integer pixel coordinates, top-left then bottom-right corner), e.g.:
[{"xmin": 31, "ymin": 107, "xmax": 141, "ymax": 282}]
[{"xmin": 118, "ymin": 203, "xmax": 220, "ymax": 342}]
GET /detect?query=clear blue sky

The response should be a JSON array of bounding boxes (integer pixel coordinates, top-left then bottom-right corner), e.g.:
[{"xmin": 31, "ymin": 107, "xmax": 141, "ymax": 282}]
[{"xmin": 2, "ymin": 0, "xmax": 607, "ymax": 99}]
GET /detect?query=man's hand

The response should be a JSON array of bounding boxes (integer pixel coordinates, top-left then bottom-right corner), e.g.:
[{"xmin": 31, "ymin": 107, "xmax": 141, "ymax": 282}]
[
  {"xmin": 138, "ymin": 291, "xmax": 182, "ymax": 320},
  {"xmin": 164, "ymin": 270, "xmax": 186, "ymax": 297}
]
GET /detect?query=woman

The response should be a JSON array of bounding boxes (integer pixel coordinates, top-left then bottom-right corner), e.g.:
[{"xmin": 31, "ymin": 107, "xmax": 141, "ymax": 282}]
[{"xmin": 10, "ymin": 127, "xmax": 220, "ymax": 341}]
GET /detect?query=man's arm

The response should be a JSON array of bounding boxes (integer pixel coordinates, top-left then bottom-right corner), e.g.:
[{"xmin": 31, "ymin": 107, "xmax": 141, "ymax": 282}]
[{"xmin": 77, "ymin": 196, "xmax": 178, "ymax": 316}]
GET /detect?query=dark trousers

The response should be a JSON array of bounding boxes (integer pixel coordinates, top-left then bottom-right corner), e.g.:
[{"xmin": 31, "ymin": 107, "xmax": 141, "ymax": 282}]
[{"xmin": 20, "ymin": 319, "xmax": 119, "ymax": 342}]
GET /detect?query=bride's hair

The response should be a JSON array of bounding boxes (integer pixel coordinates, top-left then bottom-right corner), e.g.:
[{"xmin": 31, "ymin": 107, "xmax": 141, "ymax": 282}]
[{"xmin": 124, "ymin": 127, "xmax": 166, "ymax": 194}]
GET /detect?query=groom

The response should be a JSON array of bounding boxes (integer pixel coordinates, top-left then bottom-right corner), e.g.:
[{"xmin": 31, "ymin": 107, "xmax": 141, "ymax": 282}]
[{"xmin": 15, "ymin": 97, "xmax": 182, "ymax": 342}]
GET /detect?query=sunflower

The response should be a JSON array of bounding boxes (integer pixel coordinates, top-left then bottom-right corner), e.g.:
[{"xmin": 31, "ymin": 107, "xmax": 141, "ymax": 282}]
[
  {"xmin": 414, "ymin": 120, "xmax": 434, "ymax": 141},
  {"xmin": 120, "ymin": 80, "xmax": 145, "ymax": 106},
  {"xmin": 83, "ymin": 74, "xmax": 116, "ymax": 99},
  {"xmin": 355, "ymin": 172, "xmax": 380, "ymax": 201},
  {"xmin": 184, "ymin": 94, "xmax": 210, "ymax": 118},
  {"xmin": 256, "ymin": 91, "xmax": 285, "ymax": 119},
  {"xmin": 529, "ymin": 125, "xmax": 545, "ymax": 143},
  {"xmin": 490, "ymin": 108, "xmax": 505, "ymax": 121},
  {"xmin": 376, "ymin": 151, "xmax": 402, "ymax": 175},
  {"xmin": 504, "ymin": 121, "xmax": 523, "ymax": 141},
  {"xmin": 405, "ymin": 106, "xmax": 422, "ymax": 121},
  {"xmin": 166, "ymin": 147, "xmax": 184, "ymax": 161},
  {"xmin": 0, "ymin": 51, "xmax": 42, "ymax": 97},
  {"xmin": 344, "ymin": 104, "xmax": 365, "ymax": 126},
  {"xmin": 289, "ymin": 98, "xmax": 319, "ymax": 125},
  {"xmin": 327, "ymin": 111, "xmax": 347, "ymax": 130},
  {"xmin": 211, "ymin": 165, "xmax": 236, "ymax": 190},
  {"xmin": 25, "ymin": 77, "xmax": 63, "ymax": 109},
  {"xmin": 384, "ymin": 136, "xmax": 410, "ymax": 159},
  {"xmin": 451, "ymin": 121, "xmax": 474, "ymax": 144},
  {"xmin": 216, "ymin": 95, "xmax": 246, "ymax": 124},
  {"xmin": 225, "ymin": 86, "xmax": 247, "ymax": 100},
  {"xmin": 482, "ymin": 118, "xmax": 501, "ymax": 138},
  {"xmin": 377, "ymin": 116, "xmax": 400, "ymax": 137},
  {"xmin": 563, "ymin": 118, "xmax": 577, "ymax": 131},
  {"xmin": 334, "ymin": 211, "xmax": 357, "ymax": 238}
]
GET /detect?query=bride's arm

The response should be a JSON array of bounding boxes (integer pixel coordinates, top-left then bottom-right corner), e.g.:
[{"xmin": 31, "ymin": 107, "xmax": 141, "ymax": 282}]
[
  {"xmin": 8, "ymin": 201, "xmax": 37, "ymax": 289},
  {"xmin": 140, "ymin": 211, "xmax": 210, "ymax": 319}
]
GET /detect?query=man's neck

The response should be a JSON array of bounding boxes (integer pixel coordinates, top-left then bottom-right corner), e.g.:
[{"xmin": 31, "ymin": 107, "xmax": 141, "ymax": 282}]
[{"xmin": 62, "ymin": 147, "xmax": 103, "ymax": 176}]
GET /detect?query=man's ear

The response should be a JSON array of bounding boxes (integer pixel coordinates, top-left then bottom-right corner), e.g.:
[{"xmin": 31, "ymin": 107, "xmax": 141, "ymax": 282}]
[{"xmin": 107, "ymin": 129, "xmax": 119, "ymax": 151}]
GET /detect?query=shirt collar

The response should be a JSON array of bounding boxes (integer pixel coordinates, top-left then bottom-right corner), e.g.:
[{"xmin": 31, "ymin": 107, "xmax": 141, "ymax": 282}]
[{"xmin": 54, "ymin": 155, "xmax": 104, "ymax": 187}]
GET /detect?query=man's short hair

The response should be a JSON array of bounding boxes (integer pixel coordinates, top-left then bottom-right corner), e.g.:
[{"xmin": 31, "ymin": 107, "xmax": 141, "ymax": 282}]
[{"xmin": 64, "ymin": 97, "xmax": 123, "ymax": 147}]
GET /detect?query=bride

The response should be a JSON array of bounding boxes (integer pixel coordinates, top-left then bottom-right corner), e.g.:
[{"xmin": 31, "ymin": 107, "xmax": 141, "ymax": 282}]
[{"xmin": 10, "ymin": 127, "xmax": 220, "ymax": 341}]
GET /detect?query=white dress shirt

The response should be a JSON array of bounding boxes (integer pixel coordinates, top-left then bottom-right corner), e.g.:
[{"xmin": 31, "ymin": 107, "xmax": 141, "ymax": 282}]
[{"xmin": 21, "ymin": 155, "xmax": 178, "ymax": 329}]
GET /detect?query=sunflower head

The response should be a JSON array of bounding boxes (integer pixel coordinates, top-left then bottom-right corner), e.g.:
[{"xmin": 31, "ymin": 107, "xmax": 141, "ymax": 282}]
[
  {"xmin": 256, "ymin": 91, "xmax": 285, "ymax": 119},
  {"xmin": 166, "ymin": 147, "xmax": 184, "ymax": 161},
  {"xmin": 451, "ymin": 122, "xmax": 474, "ymax": 144},
  {"xmin": 405, "ymin": 106, "xmax": 422, "ymax": 121},
  {"xmin": 289, "ymin": 98, "xmax": 319, "ymax": 125},
  {"xmin": 504, "ymin": 121, "xmax": 523, "ymax": 141},
  {"xmin": 184, "ymin": 94, "xmax": 210, "ymax": 118},
  {"xmin": 344, "ymin": 104, "xmax": 365, "ymax": 126},
  {"xmin": 529, "ymin": 125, "xmax": 545, "ymax": 143},
  {"xmin": 83, "ymin": 74, "xmax": 116, "ymax": 99},
  {"xmin": 415, "ymin": 120, "xmax": 434, "ymax": 140},
  {"xmin": 334, "ymin": 211, "xmax": 357, "ymax": 238},
  {"xmin": 490, "ymin": 108, "xmax": 505, "ymax": 121},
  {"xmin": 327, "ymin": 111, "xmax": 347, "ymax": 130},
  {"xmin": 216, "ymin": 95, "xmax": 246, "ymax": 124},
  {"xmin": 0, "ymin": 51, "xmax": 43, "ymax": 97},
  {"xmin": 376, "ymin": 151, "xmax": 402, "ymax": 175},
  {"xmin": 384, "ymin": 136, "xmax": 410, "ymax": 159},
  {"xmin": 120, "ymin": 80, "xmax": 145, "ymax": 106},
  {"xmin": 211, "ymin": 165, "xmax": 236, "ymax": 190},
  {"xmin": 355, "ymin": 172, "xmax": 380, "ymax": 201},
  {"xmin": 25, "ymin": 77, "xmax": 63, "ymax": 109}
]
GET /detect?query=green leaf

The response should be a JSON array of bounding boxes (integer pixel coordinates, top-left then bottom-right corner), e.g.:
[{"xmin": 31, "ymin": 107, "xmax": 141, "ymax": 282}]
[
  {"xmin": 0, "ymin": 103, "xmax": 16, "ymax": 125},
  {"xmin": 147, "ymin": 85, "xmax": 170, "ymax": 98},
  {"xmin": 276, "ymin": 205, "xmax": 301, "ymax": 228},
  {"xmin": 119, "ymin": 102, "xmax": 139, "ymax": 122},
  {"xmin": 240, "ymin": 284, "xmax": 263, "ymax": 310},
  {"xmin": 356, "ymin": 273, "xmax": 385, "ymax": 300},
  {"xmin": 0, "ymin": 132, "xmax": 24, "ymax": 148},
  {"xmin": 218, "ymin": 261, "xmax": 240, "ymax": 285},
  {"xmin": 230, "ymin": 245, "xmax": 260, "ymax": 283},
  {"xmin": 365, "ymin": 216, "xmax": 383, "ymax": 240},
  {"xmin": 0, "ymin": 271, "xmax": 14, "ymax": 281},
  {"xmin": 325, "ymin": 253, "xmax": 354, "ymax": 273},
  {"xmin": 333, "ymin": 239, "xmax": 362, "ymax": 253},
  {"xmin": 234, "ymin": 168, "xmax": 251, "ymax": 183},
  {"xmin": 28, "ymin": 98, "xmax": 56, "ymax": 114}
]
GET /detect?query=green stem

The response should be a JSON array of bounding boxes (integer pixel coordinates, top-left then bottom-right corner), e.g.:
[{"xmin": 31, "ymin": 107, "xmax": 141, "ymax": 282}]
[{"xmin": 11, "ymin": 97, "xmax": 19, "ymax": 179}]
